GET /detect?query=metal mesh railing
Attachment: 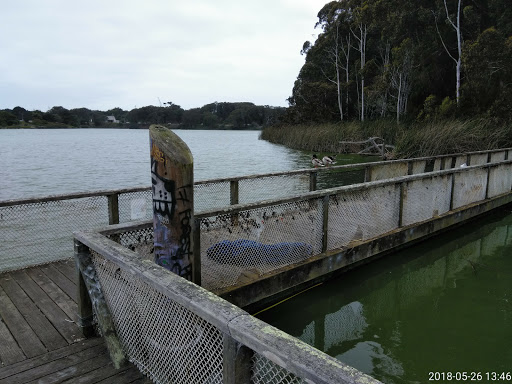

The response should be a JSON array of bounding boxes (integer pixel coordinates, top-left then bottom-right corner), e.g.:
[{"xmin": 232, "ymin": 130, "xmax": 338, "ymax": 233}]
[
  {"xmin": 92, "ymin": 159, "xmax": 512, "ymax": 294},
  {"xmin": 0, "ymin": 196, "xmax": 108, "ymax": 272},
  {"xmin": 327, "ymin": 185, "xmax": 400, "ymax": 250},
  {"xmin": 90, "ymin": 250, "xmax": 224, "ymax": 384},
  {"xmin": 238, "ymin": 174, "xmax": 310, "ymax": 204},
  {"xmin": 251, "ymin": 354, "xmax": 305, "ymax": 384},
  {"xmin": 402, "ymin": 175, "xmax": 452, "ymax": 226},
  {"xmin": 2, "ymin": 148, "xmax": 510, "ymax": 273},
  {"xmin": 198, "ymin": 198, "xmax": 324, "ymax": 291},
  {"xmin": 194, "ymin": 181, "xmax": 231, "ymax": 211},
  {"xmin": 75, "ymin": 230, "xmax": 380, "ymax": 384},
  {"xmin": 0, "ymin": 189, "xmax": 153, "ymax": 273}
]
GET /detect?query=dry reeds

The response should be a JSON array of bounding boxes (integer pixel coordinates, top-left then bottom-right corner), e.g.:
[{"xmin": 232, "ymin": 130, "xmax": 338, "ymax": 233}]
[{"xmin": 261, "ymin": 119, "xmax": 512, "ymax": 158}]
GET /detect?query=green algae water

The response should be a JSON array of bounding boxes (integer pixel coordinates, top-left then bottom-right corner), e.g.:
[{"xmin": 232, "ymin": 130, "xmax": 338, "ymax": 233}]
[{"xmin": 257, "ymin": 209, "xmax": 512, "ymax": 384}]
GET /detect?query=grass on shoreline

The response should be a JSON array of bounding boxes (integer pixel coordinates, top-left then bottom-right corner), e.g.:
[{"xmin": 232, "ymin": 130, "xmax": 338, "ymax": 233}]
[{"xmin": 261, "ymin": 119, "xmax": 512, "ymax": 158}]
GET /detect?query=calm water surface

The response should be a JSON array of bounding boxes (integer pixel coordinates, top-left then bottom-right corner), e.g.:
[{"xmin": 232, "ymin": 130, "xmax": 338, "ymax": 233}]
[
  {"xmin": 257, "ymin": 210, "xmax": 512, "ymax": 384},
  {"xmin": 0, "ymin": 128, "xmax": 372, "ymax": 201}
]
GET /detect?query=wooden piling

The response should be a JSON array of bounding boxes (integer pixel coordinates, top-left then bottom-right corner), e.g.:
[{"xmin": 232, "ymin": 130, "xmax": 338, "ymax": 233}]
[{"xmin": 149, "ymin": 125, "xmax": 197, "ymax": 283}]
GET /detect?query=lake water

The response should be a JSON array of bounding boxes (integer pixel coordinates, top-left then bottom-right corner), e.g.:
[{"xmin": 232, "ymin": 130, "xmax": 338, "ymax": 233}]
[
  {"xmin": 0, "ymin": 128, "xmax": 372, "ymax": 201},
  {"xmin": 257, "ymin": 209, "xmax": 512, "ymax": 384}
]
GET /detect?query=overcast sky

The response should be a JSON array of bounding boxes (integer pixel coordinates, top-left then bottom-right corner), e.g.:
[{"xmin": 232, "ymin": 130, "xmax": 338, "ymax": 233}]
[{"xmin": 1, "ymin": 0, "xmax": 327, "ymax": 112}]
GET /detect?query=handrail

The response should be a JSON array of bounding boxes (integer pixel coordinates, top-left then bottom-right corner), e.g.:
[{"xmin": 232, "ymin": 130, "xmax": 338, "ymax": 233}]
[
  {"xmin": 74, "ymin": 229, "xmax": 381, "ymax": 384},
  {"xmin": 3, "ymin": 147, "xmax": 510, "ymax": 206}
]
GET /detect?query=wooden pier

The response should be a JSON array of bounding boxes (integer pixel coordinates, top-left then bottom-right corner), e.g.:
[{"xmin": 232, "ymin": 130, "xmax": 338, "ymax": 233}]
[{"xmin": 0, "ymin": 260, "xmax": 150, "ymax": 383}]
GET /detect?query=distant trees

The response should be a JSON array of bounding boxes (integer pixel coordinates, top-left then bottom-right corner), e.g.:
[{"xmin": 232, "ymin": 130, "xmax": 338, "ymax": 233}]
[
  {"xmin": 0, "ymin": 102, "xmax": 285, "ymax": 129},
  {"xmin": 284, "ymin": 0, "xmax": 512, "ymax": 125}
]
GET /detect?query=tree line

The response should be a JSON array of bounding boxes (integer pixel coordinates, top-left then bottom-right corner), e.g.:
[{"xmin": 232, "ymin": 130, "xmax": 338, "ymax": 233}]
[
  {"xmin": 282, "ymin": 0, "xmax": 512, "ymax": 125},
  {"xmin": 0, "ymin": 102, "xmax": 286, "ymax": 129}
]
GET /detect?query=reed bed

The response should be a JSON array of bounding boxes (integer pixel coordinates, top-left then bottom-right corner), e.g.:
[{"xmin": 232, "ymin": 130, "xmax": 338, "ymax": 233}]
[{"xmin": 261, "ymin": 119, "xmax": 512, "ymax": 158}]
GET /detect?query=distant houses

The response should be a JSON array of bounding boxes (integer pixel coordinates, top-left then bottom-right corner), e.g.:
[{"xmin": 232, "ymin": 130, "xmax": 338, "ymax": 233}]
[{"xmin": 106, "ymin": 115, "xmax": 119, "ymax": 124}]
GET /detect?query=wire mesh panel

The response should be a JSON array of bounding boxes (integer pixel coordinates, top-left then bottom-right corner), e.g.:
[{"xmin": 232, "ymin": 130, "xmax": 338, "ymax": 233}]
[
  {"xmin": 454, "ymin": 155, "xmax": 467, "ymax": 167},
  {"xmin": 194, "ymin": 181, "xmax": 231, "ymax": 212},
  {"xmin": 411, "ymin": 160, "xmax": 426, "ymax": 175},
  {"xmin": 198, "ymin": 198, "xmax": 324, "ymax": 291},
  {"xmin": 470, "ymin": 153, "xmax": 488, "ymax": 166},
  {"xmin": 91, "ymin": 252, "xmax": 224, "ymax": 384},
  {"xmin": 118, "ymin": 190, "xmax": 153, "ymax": 222},
  {"xmin": 488, "ymin": 164, "xmax": 512, "ymax": 198},
  {"xmin": 106, "ymin": 225, "xmax": 155, "ymax": 261},
  {"xmin": 238, "ymin": 174, "xmax": 310, "ymax": 204},
  {"xmin": 251, "ymin": 353, "xmax": 305, "ymax": 384},
  {"xmin": 317, "ymin": 167, "xmax": 366, "ymax": 189},
  {"xmin": 370, "ymin": 163, "xmax": 408, "ymax": 181},
  {"xmin": 402, "ymin": 175, "xmax": 452, "ymax": 226},
  {"xmin": 452, "ymin": 168, "xmax": 488, "ymax": 209},
  {"xmin": 327, "ymin": 185, "xmax": 400, "ymax": 251},
  {"xmin": 0, "ymin": 196, "xmax": 109, "ymax": 272},
  {"xmin": 490, "ymin": 151, "xmax": 506, "ymax": 163},
  {"xmin": 433, "ymin": 158, "xmax": 442, "ymax": 171},
  {"xmin": 443, "ymin": 156, "xmax": 455, "ymax": 169}
]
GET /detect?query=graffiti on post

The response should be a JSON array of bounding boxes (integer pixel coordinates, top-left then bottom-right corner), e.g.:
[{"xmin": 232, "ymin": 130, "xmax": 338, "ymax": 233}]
[
  {"xmin": 151, "ymin": 158, "xmax": 176, "ymax": 224},
  {"xmin": 150, "ymin": 140, "xmax": 193, "ymax": 280}
]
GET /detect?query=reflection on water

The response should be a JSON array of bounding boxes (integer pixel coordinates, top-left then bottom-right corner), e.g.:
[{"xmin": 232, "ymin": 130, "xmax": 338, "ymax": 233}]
[{"xmin": 257, "ymin": 210, "xmax": 512, "ymax": 384}]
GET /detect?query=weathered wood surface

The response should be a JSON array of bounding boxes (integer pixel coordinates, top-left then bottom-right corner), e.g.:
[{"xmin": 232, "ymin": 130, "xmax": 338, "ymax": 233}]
[
  {"xmin": 149, "ymin": 125, "xmax": 197, "ymax": 282},
  {"xmin": 0, "ymin": 260, "xmax": 150, "ymax": 383}
]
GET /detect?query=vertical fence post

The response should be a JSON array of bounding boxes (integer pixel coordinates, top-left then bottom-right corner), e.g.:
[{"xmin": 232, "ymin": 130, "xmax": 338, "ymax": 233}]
[
  {"xmin": 485, "ymin": 165, "xmax": 491, "ymax": 199},
  {"xmin": 407, "ymin": 161, "xmax": 413, "ymax": 175},
  {"xmin": 364, "ymin": 165, "xmax": 371, "ymax": 182},
  {"xmin": 230, "ymin": 180, "xmax": 239, "ymax": 205},
  {"xmin": 149, "ymin": 125, "xmax": 195, "ymax": 281},
  {"xmin": 74, "ymin": 238, "xmax": 127, "ymax": 368},
  {"xmin": 399, "ymin": 182, "xmax": 406, "ymax": 227},
  {"xmin": 449, "ymin": 172, "xmax": 456, "ymax": 210},
  {"xmin": 322, "ymin": 195, "xmax": 330, "ymax": 253},
  {"xmin": 107, "ymin": 193, "xmax": 120, "ymax": 225},
  {"xmin": 309, "ymin": 171, "xmax": 317, "ymax": 192},
  {"xmin": 74, "ymin": 239, "xmax": 95, "ymax": 338},
  {"xmin": 223, "ymin": 334, "xmax": 254, "ymax": 384},
  {"xmin": 192, "ymin": 218, "xmax": 202, "ymax": 286}
]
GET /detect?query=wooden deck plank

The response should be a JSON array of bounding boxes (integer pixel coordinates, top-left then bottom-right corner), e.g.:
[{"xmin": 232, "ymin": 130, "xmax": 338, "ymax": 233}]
[
  {"xmin": 26, "ymin": 351, "xmax": 112, "ymax": 384},
  {"xmin": 0, "ymin": 337, "xmax": 104, "ymax": 380},
  {"xmin": 39, "ymin": 264, "xmax": 77, "ymax": 302},
  {"xmin": 59, "ymin": 359, "xmax": 139, "ymax": 384},
  {"xmin": 10, "ymin": 270, "xmax": 82, "ymax": 344},
  {"xmin": 0, "ymin": 344, "xmax": 106, "ymax": 384},
  {"xmin": 26, "ymin": 267, "xmax": 77, "ymax": 320},
  {"xmin": 0, "ymin": 311, "xmax": 25, "ymax": 366},
  {"xmin": 0, "ymin": 285, "xmax": 47, "ymax": 358},
  {"xmin": 0, "ymin": 274, "xmax": 68, "ymax": 351},
  {"xmin": 52, "ymin": 260, "xmax": 77, "ymax": 285},
  {"xmin": 93, "ymin": 366, "xmax": 152, "ymax": 384}
]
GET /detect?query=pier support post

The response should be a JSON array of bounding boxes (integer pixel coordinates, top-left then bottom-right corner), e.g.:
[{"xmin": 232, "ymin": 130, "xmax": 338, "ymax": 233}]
[
  {"xmin": 149, "ymin": 125, "xmax": 198, "ymax": 283},
  {"xmin": 74, "ymin": 239, "xmax": 127, "ymax": 368},
  {"xmin": 223, "ymin": 335, "xmax": 254, "ymax": 384}
]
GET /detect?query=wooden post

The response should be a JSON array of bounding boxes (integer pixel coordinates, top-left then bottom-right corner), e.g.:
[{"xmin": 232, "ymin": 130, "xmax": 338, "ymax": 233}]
[
  {"xmin": 74, "ymin": 239, "xmax": 127, "ymax": 369},
  {"xmin": 74, "ymin": 239, "xmax": 95, "ymax": 338},
  {"xmin": 149, "ymin": 125, "xmax": 196, "ymax": 282},
  {"xmin": 223, "ymin": 334, "xmax": 254, "ymax": 384},
  {"xmin": 107, "ymin": 193, "xmax": 119, "ymax": 225},
  {"xmin": 230, "ymin": 180, "xmax": 239, "ymax": 205},
  {"xmin": 309, "ymin": 171, "xmax": 317, "ymax": 191},
  {"xmin": 322, "ymin": 195, "xmax": 329, "ymax": 253}
]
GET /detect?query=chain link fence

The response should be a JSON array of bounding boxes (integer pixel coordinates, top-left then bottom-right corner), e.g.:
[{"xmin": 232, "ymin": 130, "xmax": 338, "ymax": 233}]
[
  {"xmin": 2, "ymin": 148, "xmax": 510, "ymax": 273},
  {"xmin": 75, "ymin": 229, "xmax": 379, "ymax": 384},
  {"xmin": 72, "ymin": 157, "xmax": 512, "ymax": 384}
]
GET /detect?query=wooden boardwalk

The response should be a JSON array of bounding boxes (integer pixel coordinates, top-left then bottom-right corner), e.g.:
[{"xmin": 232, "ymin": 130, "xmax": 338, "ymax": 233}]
[{"xmin": 0, "ymin": 260, "xmax": 151, "ymax": 383}]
